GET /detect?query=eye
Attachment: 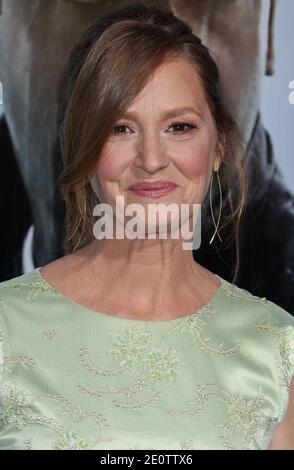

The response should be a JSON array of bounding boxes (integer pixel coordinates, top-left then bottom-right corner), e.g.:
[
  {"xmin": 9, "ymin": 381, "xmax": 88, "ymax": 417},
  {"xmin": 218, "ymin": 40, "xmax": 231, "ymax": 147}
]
[
  {"xmin": 111, "ymin": 124, "xmax": 133, "ymax": 134},
  {"xmin": 111, "ymin": 121, "xmax": 198, "ymax": 136},
  {"xmin": 167, "ymin": 122, "xmax": 198, "ymax": 134}
]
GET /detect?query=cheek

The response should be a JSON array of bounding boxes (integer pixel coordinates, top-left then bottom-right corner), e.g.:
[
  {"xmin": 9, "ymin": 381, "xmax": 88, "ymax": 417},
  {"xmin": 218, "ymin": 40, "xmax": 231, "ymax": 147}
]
[
  {"xmin": 172, "ymin": 140, "xmax": 212, "ymax": 177},
  {"xmin": 95, "ymin": 138, "xmax": 213, "ymax": 179},
  {"xmin": 95, "ymin": 144, "xmax": 129, "ymax": 180}
]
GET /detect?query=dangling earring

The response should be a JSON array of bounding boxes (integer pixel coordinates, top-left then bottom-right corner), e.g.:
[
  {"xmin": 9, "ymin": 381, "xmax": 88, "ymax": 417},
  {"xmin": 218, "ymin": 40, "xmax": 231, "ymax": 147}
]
[
  {"xmin": 209, "ymin": 170, "xmax": 223, "ymax": 245},
  {"xmin": 72, "ymin": 180, "xmax": 88, "ymax": 253}
]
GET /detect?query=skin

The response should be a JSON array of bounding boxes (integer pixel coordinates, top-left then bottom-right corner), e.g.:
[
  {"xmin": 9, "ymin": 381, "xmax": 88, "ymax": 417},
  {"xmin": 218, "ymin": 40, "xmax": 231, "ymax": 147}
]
[{"xmin": 40, "ymin": 57, "xmax": 223, "ymax": 322}]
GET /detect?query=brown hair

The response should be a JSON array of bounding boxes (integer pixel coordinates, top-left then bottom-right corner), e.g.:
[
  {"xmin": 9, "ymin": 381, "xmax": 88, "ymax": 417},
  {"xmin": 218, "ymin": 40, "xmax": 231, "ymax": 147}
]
[{"xmin": 57, "ymin": 0, "xmax": 249, "ymax": 283}]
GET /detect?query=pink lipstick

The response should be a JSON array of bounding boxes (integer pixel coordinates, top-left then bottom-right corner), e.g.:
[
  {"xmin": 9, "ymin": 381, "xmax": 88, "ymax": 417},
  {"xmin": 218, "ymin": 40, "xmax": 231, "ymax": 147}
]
[{"xmin": 128, "ymin": 181, "xmax": 177, "ymax": 199}]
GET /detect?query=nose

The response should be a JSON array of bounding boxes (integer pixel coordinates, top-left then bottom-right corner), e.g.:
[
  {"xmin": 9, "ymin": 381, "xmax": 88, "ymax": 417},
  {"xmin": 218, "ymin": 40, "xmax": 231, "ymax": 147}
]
[{"xmin": 134, "ymin": 130, "xmax": 169, "ymax": 174}]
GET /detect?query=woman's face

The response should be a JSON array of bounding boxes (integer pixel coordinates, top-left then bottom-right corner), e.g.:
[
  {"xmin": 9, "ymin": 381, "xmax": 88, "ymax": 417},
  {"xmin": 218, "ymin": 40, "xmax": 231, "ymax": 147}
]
[{"xmin": 91, "ymin": 57, "xmax": 221, "ymax": 234}]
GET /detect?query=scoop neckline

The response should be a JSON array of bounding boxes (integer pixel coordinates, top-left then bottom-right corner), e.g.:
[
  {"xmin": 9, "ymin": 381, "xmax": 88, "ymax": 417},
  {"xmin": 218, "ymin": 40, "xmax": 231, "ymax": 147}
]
[{"xmin": 33, "ymin": 266, "xmax": 224, "ymax": 325}]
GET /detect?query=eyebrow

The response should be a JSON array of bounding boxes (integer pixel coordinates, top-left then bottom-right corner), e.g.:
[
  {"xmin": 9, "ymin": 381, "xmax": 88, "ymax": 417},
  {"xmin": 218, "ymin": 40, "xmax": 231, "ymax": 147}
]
[{"xmin": 122, "ymin": 106, "xmax": 203, "ymax": 121}]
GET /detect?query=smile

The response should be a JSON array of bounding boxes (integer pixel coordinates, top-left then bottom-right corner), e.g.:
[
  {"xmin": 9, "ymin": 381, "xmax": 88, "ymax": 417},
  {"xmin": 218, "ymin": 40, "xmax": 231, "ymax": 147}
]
[{"xmin": 128, "ymin": 186, "xmax": 177, "ymax": 198}]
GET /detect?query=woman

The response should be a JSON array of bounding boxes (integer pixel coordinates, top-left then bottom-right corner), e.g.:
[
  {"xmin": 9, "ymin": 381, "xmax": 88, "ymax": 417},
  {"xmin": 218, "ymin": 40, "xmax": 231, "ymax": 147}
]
[{"xmin": 0, "ymin": 2, "xmax": 293, "ymax": 450}]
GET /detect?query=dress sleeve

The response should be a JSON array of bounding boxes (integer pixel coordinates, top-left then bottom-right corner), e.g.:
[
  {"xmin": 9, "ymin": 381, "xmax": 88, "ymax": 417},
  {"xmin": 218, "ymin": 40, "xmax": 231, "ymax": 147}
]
[
  {"xmin": 0, "ymin": 301, "xmax": 3, "ymax": 389},
  {"xmin": 0, "ymin": 296, "xmax": 4, "ymax": 440},
  {"xmin": 265, "ymin": 299, "xmax": 294, "ymax": 422},
  {"xmin": 285, "ymin": 323, "xmax": 294, "ymax": 378},
  {"xmin": 279, "ymin": 323, "xmax": 294, "ymax": 423}
]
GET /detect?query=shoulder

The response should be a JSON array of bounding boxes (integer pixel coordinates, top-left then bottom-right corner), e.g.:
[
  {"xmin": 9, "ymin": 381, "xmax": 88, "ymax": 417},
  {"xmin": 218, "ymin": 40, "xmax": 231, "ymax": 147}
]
[
  {"xmin": 263, "ymin": 298, "xmax": 294, "ymax": 387},
  {"xmin": 219, "ymin": 278, "xmax": 294, "ymax": 381},
  {"xmin": 265, "ymin": 299, "xmax": 294, "ymax": 449},
  {"xmin": 227, "ymin": 279, "xmax": 294, "ymax": 358},
  {"xmin": 0, "ymin": 269, "xmax": 41, "ymax": 386},
  {"xmin": 220, "ymin": 280, "xmax": 294, "ymax": 443},
  {"xmin": 264, "ymin": 298, "xmax": 294, "ymax": 328},
  {"xmin": 0, "ymin": 268, "xmax": 46, "ymax": 307},
  {"xmin": 254, "ymin": 296, "xmax": 294, "ymax": 362},
  {"xmin": 0, "ymin": 268, "xmax": 54, "ymax": 327},
  {"xmin": 220, "ymin": 277, "xmax": 294, "ymax": 328},
  {"xmin": 0, "ymin": 268, "xmax": 61, "ymax": 377},
  {"xmin": 217, "ymin": 276, "xmax": 272, "ymax": 326},
  {"xmin": 262, "ymin": 298, "xmax": 294, "ymax": 382},
  {"xmin": 0, "ymin": 268, "xmax": 42, "ymax": 290}
]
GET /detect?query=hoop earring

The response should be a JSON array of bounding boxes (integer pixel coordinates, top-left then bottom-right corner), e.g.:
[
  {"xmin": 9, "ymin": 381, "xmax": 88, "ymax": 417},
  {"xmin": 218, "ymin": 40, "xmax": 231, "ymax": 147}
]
[{"xmin": 209, "ymin": 170, "xmax": 223, "ymax": 245}]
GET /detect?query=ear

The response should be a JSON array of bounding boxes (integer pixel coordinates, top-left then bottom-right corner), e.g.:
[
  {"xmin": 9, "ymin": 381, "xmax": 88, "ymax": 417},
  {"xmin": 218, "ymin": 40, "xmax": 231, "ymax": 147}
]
[
  {"xmin": 212, "ymin": 158, "xmax": 220, "ymax": 173},
  {"xmin": 212, "ymin": 138, "xmax": 225, "ymax": 172},
  {"xmin": 265, "ymin": 0, "xmax": 277, "ymax": 76}
]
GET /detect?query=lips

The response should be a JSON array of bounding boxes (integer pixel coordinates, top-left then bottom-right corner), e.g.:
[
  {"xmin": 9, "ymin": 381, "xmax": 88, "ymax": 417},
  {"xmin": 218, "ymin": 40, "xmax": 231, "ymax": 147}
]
[{"xmin": 129, "ymin": 181, "xmax": 177, "ymax": 191}]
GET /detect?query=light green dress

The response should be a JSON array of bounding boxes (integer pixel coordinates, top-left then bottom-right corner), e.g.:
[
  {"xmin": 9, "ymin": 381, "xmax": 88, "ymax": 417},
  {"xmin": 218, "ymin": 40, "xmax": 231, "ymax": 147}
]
[{"xmin": 0, "ymin": 267, "xmax": 293, "ymax": 450}]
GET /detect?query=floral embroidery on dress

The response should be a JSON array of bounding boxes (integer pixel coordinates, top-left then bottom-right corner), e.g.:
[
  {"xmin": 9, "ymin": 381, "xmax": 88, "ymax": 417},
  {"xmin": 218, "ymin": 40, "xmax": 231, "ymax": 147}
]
[
  {"xmin": 217, "ymin": 385, "xmax": 278, "ymax": 450},
  {"xmin": 0, "ymin": 381, "xmax": 35, "ymax": 431},
  {"xmin": 0, "ymin": 275, "xmax": 52, "ymax": 303},
  {"xmin": 178, "ymin": 304, "xmax": 242, "ymax": 357},
  {"xmin": 24, "ymin": 438, "xmax": 33, "ymax": 450},
  {"xmin": 0, "ymin": 320, "xmax": 3, "ymax": 377},
  {"xmin": 255, "ymin": 319, "xmax": 294, "ymax": 389},
  {"xmin": 53, "ymin": 430, "xmax": 89, "ymax": 450},
  {"xmin": 4, "ymin": 355, "xmax": 36, "ymax": 374},
  {"xmin": 0, "ymin": 381, "xmax": 113, "ymax": 449},
  {"xmin": 180, "ymin": 438, "xmax": 193, "ymax": 450},
  {"xmin": 169, "ymin": 382, "xmax": 278, "ymax": 450},
  {"xmin": 52, "ymin": 429, "xmax": 112, "ymax": 450},
  {"xmin": 220, "ymin": 279, "xmax": 268, "ymax": 306},
  {"xmin": 69, "ymin": 326, "xmax": 179, "ymax": 411},
  {"xmin": 79, "ymin": 346, "xmax": 125, "ymax": 377},
  {"xmin": 143, "ymin": 347, "xmax": 178, "ymax": 383},
  {"xmin": 37, "ymin": 392, "xmax": 111, "ymax": 432},
  {"xmin": 109, "ymin": 328, "xmax": 152, "ymax": 369},
  {"xmin": 42, "ymin": 329, "xmax": 57, "ymax": 340},
  {"xmin": 169, "ymin": 384, "xmax": 214, "ymax": 417}
]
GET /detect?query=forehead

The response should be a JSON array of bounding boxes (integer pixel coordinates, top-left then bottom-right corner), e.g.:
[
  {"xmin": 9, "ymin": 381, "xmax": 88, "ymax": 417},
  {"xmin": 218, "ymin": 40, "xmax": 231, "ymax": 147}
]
[
  {"xmin": 145, "ymin": 58, "xmax": 202, "ymax": 91},
  {"xmin": 129, "ymin": 58, "xmax": 207, "ymax": 112}
]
